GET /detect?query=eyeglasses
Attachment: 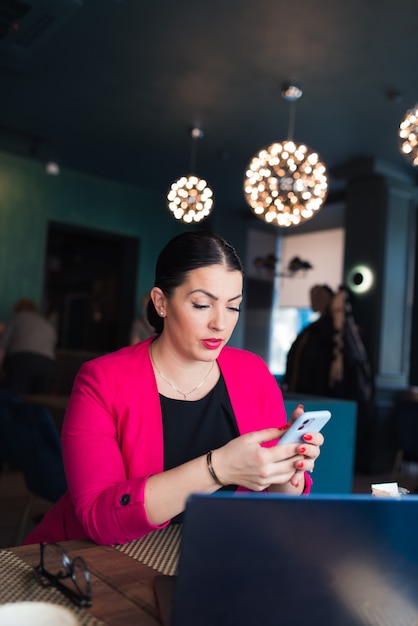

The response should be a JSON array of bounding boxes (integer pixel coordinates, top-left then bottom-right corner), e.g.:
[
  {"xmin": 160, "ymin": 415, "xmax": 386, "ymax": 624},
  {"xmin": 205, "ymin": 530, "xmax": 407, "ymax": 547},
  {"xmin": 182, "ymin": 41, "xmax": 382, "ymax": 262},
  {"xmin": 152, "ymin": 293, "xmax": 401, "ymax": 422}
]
[{"xmin": 34, "ymin": 542, "xmax": 92, "ymax": 608}]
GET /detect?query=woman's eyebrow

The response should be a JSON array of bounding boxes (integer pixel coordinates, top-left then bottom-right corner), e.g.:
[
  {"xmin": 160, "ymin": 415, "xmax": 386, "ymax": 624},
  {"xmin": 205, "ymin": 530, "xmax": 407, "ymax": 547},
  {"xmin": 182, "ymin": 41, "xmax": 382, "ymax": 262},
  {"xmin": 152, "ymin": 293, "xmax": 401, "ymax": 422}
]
[{"xmin": 188, "ymin": 289, "xmax": 242, "ymax": 302}]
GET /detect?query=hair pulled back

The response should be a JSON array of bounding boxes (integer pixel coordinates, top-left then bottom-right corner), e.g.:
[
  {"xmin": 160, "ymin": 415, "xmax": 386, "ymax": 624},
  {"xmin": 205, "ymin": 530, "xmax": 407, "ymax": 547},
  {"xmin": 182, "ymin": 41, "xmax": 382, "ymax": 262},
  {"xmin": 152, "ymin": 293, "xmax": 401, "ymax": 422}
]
[{"xmin": 147, "ymin": 230, "xmax": 243, "ymax": 334}]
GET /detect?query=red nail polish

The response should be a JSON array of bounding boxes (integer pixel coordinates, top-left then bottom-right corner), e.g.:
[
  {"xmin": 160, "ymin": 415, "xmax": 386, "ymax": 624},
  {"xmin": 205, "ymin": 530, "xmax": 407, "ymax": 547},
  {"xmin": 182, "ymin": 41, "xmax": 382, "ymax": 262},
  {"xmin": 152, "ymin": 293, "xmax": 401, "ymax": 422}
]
[
  {"xmin": 303, "ymin": 434, "xmax": 313, "ymax": 441},
  {"xmin": 282, "ymin": 424, "xmax": 291, "ymax": 430},
  {"xmin": 293, "ymin": 481, "xmax": 300, "ymax": 488},
  {"xmin": 298, "ymin": 446, "xmax": 306, "ymax": 454},
  {"xmin": 296, "ymin": 461, "xmax": 304, "ymax": 469}
]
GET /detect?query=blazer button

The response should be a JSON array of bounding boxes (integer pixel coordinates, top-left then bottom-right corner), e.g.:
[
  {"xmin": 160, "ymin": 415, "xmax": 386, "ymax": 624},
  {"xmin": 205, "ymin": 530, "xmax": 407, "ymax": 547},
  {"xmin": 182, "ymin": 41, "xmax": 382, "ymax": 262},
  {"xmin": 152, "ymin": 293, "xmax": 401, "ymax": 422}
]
[{"xmin": 120, "ymin": 494, "xmax": 130, "ymax": 506}]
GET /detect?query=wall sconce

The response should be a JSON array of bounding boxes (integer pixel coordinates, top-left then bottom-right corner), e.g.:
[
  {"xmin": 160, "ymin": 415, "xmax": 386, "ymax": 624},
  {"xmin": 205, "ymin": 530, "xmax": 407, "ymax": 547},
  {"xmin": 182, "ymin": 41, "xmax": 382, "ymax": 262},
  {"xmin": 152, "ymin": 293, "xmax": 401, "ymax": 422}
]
[
  {"xmin": 253, "ymin": 254, "xmax": 313, "ymax": 277},
  {"xmin": 347, "ymin": 265, "xmax": 374, "ymax": 294}
]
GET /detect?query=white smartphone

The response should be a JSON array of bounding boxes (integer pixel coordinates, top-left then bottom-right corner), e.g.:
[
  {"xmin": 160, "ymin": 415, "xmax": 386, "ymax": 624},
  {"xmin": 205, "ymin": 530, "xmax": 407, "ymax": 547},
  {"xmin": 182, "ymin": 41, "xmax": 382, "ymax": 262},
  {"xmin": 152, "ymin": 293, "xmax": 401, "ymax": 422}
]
[{"xmin": 277, "ymin": 410, "xmax": 331, "ymax": 445}]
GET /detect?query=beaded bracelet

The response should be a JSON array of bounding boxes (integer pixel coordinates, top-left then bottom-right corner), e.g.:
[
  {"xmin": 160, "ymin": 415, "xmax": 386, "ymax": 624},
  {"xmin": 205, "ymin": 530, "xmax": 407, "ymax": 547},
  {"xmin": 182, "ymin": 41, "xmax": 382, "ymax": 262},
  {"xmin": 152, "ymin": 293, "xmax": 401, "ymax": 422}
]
[{"xmin": 206, "ymin": 449, "xmax": 224, "ymax": 487}]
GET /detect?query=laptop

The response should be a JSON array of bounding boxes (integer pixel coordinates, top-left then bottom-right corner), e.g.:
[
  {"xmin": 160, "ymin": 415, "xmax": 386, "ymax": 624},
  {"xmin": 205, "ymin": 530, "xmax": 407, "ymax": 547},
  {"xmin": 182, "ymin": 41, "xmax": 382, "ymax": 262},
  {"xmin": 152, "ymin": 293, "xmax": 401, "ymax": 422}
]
[{"xmin": 154, "ymin": 492, "xmax": 418, "ymax": 626}]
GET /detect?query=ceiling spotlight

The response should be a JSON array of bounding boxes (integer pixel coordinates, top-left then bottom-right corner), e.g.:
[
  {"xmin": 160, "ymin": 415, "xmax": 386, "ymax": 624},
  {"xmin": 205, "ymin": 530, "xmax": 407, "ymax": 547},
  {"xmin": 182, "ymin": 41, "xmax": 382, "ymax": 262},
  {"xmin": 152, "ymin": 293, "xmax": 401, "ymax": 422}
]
[
  {"xmin": 399, "ymin": 103, "xmax": 418, "ymax": 166},
  {"xmin": 243, "ymin": 85, "xmax": 328, "ymax": 228},
  {"xmin": 45, "ymin": 161, "xmax": 60, "ymax": 175},
  {"xmin": 167, "ymin": 127, "xmax": 214, "ymax": 224}
]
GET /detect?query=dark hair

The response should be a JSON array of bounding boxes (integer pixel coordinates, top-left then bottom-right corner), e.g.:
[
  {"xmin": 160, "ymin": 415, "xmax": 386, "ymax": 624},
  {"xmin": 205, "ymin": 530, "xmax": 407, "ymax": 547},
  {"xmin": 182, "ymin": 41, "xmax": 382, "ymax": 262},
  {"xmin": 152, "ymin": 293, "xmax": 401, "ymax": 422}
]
[
  {"xmin": 321, "ymin": 284, "xmax": 335, "ymax": 298},
  {"xmin": 147, "ymin": 231, "xmax": 243, "ymax": 334},
  {"xmin": 14, "ymin": 298, "xmax": 39, "ymax": 313}
]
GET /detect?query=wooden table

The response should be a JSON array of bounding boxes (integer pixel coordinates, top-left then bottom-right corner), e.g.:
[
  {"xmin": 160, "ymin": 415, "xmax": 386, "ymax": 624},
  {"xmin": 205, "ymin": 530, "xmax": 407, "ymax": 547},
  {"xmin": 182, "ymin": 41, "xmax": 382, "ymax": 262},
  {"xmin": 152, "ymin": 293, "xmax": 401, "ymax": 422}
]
[{"xmin": 2, "ymin": 539, "xmax": 164, "ymax": 625}]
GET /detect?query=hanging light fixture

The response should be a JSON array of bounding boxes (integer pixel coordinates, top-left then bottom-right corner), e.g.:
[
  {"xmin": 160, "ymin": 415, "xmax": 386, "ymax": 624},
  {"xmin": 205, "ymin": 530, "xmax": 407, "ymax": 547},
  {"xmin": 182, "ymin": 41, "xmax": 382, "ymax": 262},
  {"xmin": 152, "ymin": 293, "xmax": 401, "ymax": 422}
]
[
  {"xmin": 167, "ymin": 127, "xmax": 214, "ymax": 224},
  {"xmin": 243, "ymin": 85, "xmax": 328, "ymax": 228},
  {"xmin": 399, "ymin": 103, "xmax": 418, "ymax": 166}
]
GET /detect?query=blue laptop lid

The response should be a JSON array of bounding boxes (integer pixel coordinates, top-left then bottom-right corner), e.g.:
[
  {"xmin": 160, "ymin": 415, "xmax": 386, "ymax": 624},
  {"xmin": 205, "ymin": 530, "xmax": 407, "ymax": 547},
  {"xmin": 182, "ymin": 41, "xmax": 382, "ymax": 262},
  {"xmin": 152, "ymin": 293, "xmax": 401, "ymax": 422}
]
[{"xmin": 171, "ymin": 492, "xmax": 418, "ymax": 626}]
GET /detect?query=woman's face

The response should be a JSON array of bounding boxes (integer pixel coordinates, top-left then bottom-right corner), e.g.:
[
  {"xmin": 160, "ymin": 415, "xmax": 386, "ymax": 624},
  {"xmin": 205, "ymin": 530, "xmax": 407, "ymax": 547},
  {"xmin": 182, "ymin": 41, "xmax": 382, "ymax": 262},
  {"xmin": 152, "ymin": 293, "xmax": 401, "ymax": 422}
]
[{"xmin": 155, "ymin": 264, "xmax": 243, "ymax": 362}]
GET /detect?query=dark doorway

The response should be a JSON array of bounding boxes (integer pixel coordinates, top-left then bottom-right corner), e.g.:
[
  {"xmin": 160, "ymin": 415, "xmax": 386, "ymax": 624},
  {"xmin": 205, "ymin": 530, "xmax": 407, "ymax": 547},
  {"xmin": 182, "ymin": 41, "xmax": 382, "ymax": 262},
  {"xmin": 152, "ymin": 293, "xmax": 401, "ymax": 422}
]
[{"xmin": 43, "ymin": 222, "xmax": 139, "ymax": 352}]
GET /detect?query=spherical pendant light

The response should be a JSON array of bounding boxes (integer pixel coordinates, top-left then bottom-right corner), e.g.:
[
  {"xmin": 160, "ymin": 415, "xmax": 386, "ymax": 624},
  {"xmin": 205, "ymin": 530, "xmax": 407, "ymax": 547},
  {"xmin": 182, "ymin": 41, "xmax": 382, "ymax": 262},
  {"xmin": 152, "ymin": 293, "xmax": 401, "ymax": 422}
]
[
  {"xmin": 399, "ymin": 103, "xmax": 418, "ymax": 166},
  {"xmin": 167, "ymin": 128, "xmax": 214, "ymax": 223},
  {"xmin": 167, "ymin": 175, "xmax": 213, "ymax": 223},
  {"xmin": 243, "ymin": 85, "xmax": 328, "ymax": 228}
]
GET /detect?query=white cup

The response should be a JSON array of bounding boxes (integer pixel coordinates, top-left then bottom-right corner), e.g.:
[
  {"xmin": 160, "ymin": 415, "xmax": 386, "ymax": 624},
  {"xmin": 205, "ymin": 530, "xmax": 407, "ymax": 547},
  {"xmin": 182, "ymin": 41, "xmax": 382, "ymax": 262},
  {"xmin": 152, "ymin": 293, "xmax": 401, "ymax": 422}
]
[{"xmin": 0, "ymin": 602, "xmax": 78, "ymax": 625}]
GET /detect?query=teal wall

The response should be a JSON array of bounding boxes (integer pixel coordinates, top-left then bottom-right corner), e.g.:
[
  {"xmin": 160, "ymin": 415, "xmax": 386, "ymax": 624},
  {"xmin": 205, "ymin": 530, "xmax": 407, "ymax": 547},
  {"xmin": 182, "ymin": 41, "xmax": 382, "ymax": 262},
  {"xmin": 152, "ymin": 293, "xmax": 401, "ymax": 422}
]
[{"xmin": 0, "ymin": 151, "xmax": 188, "ymax": 322}]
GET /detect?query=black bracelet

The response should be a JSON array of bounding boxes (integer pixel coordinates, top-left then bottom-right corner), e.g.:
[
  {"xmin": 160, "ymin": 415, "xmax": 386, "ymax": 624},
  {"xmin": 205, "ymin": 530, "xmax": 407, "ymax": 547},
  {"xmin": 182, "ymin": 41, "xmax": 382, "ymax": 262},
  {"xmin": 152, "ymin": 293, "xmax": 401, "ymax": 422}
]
[{"xmin": 207, "ymin": 449, "xmax": 224, "ymax": 487}]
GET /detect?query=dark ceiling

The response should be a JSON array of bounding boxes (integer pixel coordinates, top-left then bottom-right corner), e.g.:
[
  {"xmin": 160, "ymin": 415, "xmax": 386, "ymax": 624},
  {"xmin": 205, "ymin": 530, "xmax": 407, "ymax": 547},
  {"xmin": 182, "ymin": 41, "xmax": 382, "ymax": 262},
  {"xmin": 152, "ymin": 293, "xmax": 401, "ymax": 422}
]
[{"xmin": 1, "ymin": 0, "xmax": 418, "ymax": 225}]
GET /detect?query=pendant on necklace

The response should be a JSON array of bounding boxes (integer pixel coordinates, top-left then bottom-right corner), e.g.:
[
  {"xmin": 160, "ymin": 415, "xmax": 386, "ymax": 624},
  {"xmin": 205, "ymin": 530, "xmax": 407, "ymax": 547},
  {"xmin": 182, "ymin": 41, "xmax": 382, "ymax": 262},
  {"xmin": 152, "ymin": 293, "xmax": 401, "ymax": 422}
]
[{"xmin": 150, "ymin": 344, "xmax": 215, "ymax": 400}]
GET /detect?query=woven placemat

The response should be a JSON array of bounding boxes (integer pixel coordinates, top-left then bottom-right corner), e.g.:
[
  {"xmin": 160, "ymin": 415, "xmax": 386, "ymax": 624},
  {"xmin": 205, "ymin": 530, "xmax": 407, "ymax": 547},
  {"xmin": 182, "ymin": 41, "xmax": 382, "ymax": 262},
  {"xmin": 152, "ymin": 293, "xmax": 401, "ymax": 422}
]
[
  {"xmin": 0, "ymin": 551, "xmax": 105, "ymax": 626},
  {"xmin": 114, "ymin": 524, "xmax": 182, "ymax": 576}
]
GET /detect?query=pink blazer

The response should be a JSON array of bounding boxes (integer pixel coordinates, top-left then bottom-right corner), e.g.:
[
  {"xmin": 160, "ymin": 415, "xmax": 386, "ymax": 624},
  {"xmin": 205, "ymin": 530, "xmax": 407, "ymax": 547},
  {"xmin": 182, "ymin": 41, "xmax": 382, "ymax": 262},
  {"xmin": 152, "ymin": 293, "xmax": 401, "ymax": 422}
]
[{"xmin": 25, "ymin": 339, "xmax": 305, "ymax": 546}]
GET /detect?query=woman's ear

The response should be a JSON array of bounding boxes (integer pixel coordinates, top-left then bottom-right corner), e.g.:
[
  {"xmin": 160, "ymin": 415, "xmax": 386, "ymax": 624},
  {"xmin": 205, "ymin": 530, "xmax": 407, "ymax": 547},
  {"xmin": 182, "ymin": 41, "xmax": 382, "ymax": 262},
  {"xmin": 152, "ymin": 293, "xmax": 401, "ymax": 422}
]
[{"xmin": 150, "ymin": 287, "xmax": 166, "ymax": 317}]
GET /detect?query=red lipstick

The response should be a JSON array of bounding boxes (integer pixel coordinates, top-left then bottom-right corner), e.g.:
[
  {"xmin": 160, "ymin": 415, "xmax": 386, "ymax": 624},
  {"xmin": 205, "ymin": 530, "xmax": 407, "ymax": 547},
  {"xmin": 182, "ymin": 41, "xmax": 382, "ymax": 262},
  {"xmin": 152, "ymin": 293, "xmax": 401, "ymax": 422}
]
[{"xmin": 202, "ymin": 339, "xmax": 223, "ymax": 350}]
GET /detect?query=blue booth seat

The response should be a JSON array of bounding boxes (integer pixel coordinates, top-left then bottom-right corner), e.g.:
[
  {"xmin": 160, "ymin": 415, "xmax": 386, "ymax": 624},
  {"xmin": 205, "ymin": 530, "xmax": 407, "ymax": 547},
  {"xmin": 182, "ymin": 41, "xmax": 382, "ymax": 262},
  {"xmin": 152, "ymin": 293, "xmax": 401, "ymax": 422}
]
[
  {"xmin": 283, "ymin": 392, "xmax": 357, "ymax": 494},
  {"xmin": 0, "ymin": 389, "xmax": 67, "ymax": 503}
]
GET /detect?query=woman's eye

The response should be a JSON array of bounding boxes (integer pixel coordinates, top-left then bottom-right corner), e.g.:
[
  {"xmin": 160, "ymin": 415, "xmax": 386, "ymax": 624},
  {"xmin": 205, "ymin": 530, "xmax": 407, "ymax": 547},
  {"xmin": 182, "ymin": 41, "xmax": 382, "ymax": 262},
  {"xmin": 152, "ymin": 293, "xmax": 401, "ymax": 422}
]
[{"xmin": 192, "ymin": 302, "xmax": 241, "ymax": 312}]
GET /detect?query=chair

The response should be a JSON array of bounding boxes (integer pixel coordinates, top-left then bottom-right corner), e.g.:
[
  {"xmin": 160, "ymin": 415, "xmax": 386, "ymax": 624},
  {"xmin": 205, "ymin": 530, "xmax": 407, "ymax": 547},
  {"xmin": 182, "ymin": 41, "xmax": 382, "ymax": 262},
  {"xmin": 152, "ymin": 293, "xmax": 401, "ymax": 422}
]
[
  {"xmin": 0, "ymin": 390, "xmax": 67, "ymax": 544},
  {"xmin": 391, "ymin": 396, "xmax": 418, "ymax": 480}
]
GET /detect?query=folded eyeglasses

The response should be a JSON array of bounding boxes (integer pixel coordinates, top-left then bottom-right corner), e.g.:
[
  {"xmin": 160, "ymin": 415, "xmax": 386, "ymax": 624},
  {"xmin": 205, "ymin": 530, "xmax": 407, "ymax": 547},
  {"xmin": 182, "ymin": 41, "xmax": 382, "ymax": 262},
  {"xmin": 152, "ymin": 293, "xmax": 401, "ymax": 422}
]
[{"xmin": 34, "ymin": 542, "xmax": 92, "ymax": 608}]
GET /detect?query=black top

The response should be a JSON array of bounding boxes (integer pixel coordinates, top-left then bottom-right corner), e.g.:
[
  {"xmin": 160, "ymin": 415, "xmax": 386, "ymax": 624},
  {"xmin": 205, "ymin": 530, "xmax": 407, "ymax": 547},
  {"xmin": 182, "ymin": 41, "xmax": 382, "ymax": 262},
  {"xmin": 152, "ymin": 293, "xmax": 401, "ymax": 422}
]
[{"xmin": 160, "ymin": 375, "xmax": 239, "ymax": 524}]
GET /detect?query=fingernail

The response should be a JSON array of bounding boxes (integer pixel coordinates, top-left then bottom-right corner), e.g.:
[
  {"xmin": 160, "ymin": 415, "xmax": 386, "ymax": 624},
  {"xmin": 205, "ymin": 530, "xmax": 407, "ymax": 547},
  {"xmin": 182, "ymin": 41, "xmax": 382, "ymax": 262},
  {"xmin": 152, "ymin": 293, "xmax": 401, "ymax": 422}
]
[
  {"xmin": 282, "ymin": 424, "xmax": 291, "ymax": 430},
  {"xmin": 296, "ymin": 461, "xmax": 304, "ymax": 469},
  {"xmin": 303, "ymin": 434, "xmax": 313, "ymax": 441},
  {"xmin": 298, "ymin": 446, "xmax": 306, "ymax": 454},
  {"xmin": 293, "ymin": 481, "xmax": 300, "ymax": 488}
]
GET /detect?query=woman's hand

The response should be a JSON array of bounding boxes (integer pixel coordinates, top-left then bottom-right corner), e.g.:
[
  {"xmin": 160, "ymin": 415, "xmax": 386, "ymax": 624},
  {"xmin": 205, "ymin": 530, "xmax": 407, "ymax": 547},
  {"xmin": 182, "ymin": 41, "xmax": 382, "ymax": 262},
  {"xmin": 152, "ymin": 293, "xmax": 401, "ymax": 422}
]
[
  {"xmin": 211, "ymin": 434, "xmax": 322, "ymax": 494},
  {"xmin": 145, "ymin": 406, "xmax": 325, "ymax": 526},
  {"xmin": 283, "ymin": 404, "xmax": 325, "ymax": 489},
  {"xmin": 210, "ymin": 404, "xmax": 324, "ymax": 494}
]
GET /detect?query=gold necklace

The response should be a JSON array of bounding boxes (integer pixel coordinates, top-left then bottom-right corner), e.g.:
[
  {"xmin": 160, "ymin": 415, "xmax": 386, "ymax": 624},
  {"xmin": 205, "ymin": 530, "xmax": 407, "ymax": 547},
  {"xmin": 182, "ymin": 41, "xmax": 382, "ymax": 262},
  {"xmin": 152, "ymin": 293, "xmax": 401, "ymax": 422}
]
[{"xmin": 150, "ymin": 346, "xmax": 215, "ymax": 400}]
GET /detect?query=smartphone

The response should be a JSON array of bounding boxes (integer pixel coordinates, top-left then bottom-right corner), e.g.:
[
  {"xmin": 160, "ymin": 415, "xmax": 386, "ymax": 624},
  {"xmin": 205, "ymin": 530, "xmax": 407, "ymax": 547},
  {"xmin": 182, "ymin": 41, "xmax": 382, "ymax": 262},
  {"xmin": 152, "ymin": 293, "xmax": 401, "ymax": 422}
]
[{"xmin": 277, "ymin": 410, "xmax": 331, "ymax": 445}]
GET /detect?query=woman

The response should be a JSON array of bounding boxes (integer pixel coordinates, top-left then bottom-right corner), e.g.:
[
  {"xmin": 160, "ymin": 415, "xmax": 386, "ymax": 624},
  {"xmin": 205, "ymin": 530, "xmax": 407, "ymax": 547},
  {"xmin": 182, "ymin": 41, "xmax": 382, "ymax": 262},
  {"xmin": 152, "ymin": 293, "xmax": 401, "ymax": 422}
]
[{"xmin": 25, "ymin": 231, "xmax": 324, "ymax": 546}]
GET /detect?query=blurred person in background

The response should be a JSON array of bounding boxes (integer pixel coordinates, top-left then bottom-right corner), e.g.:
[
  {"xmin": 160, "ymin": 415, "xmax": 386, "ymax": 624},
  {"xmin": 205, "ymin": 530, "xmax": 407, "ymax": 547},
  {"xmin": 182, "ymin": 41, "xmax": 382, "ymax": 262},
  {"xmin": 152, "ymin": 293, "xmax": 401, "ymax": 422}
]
[
  {"xmin": 129, "ymin": 291, "xmax": 155, "ymax": 344},
  {"xmin": 283, "ymin": 284, "xmax": 373, "ymax": 471},
  {"xmin": 0, "ymin": 298, "xmax": 57, "ymax": 394},
  {"xmin": 283, "ymin": 285, "xmax": 336, "ymax": 397}
]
